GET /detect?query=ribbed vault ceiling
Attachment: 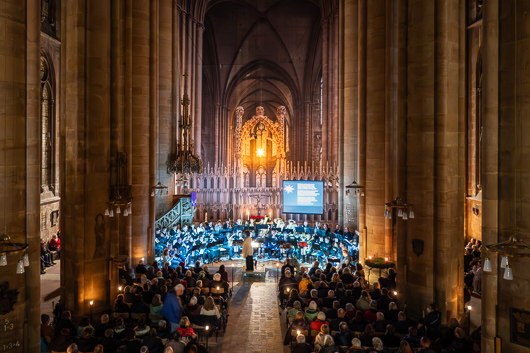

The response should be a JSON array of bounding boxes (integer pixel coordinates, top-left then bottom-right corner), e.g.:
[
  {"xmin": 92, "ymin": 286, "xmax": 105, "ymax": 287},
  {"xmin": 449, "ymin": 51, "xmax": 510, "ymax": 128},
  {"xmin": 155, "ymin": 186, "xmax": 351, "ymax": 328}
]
[{"xmin": 203, "ymin": 0, "xmax": 322, "ymax": 124}]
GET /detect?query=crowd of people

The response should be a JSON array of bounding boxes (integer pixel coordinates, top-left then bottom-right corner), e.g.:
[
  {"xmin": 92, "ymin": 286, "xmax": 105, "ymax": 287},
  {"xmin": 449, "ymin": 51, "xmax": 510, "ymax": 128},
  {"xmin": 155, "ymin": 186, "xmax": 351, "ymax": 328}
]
[
  {"xmin": 276, "ymin": 260, "xmax": 481, "ymax": 353},
  {"xmin": 155, "ymin": 219, "xmax": 359, "ymax": 267},
  {"xmin": 463, "ymin": 239, "xmax": 483, "ymax": 300},
  {"xmin": 39, "ymin": 227, "xmax": 483, "ymax": 353},
  {"xmin": 41, "ymin": 260, "xmax": 231, "ymax": 353}
]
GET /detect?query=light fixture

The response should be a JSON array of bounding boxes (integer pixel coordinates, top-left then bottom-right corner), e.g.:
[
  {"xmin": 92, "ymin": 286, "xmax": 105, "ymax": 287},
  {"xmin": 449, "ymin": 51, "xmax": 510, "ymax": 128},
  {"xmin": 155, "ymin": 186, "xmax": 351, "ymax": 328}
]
[
  {"xmin": 483, "ymin": 257, "xmax": 492, "ymax": 272},
  {"xmin": 467, "ymin": 305, "xmax": 472, "ymax": 311},
  {"xmin": 167, "ymin": 75, "xmax": 203, "ymax": 182},
  {"xmin": 384, "ymin": 196, "xmax": 414, "ymax": 221},
  {"xmin": 256, "ymin": 148, "xmax": 265, "ymax": 157},
  {"xmin": 16, "ymin": 260, "xmax": 24, "ymax": 274},
  {"xmin": 345, "ymin": 181, "xmax": 365, "ymax": 197},
  {"xmin": 484, "ymin": 234, "xmax": 530, "ymax": 280},
  {"xmin": 105, "ymin": 152, "xmax": 132, "ymax": 217},
  {"xmin": 500, "ymin": 255, "xmax": 508, "ymax": 269},
  {"xmin": 205, "ymin": 326, "xmax": 209, "ymax": 331},
  {"xmin": 503, "ymin": 265, "xmax": 513, "ymax": 280},
  {"xmin": 118, "ymin": 286, "xmax": 122, "ymax": 291},
  {"xmin": 152, "ymin": 181, "xmax": 168, "ymax": 197},
  {"xmin": 393, "ymin": 291, "xmax": 397, "ymax": 296},
  {"xmin": 90, "ymin": 300, "xmax": 94, "ymax": 306},
  {"xmin": 0, "ymin": 229, "xmax": 29, "ymax": 273},
  {"xmin": 23, "ymin": 253, "xmax": 29, "ymax": 267}
]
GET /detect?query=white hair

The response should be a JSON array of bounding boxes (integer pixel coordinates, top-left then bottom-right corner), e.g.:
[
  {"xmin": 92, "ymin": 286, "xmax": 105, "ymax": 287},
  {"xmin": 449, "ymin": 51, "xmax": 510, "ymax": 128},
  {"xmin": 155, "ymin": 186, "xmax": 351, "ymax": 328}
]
[
  {"xmin": 189, "ymin": 296, "xmax": 197, "ymax": 306},
  {"xmin": 174, "ymin": 284, "xmax": 185, "ymax": 293},
  {"xmin": 317, "ymin": 311, "xmax": 326, "ymax": 321},
  {"xmin": 158, "ymin": 320, "xmax": 166, "ymax": 328},
  {"xmin": 352, "ymin": 338, "xmax": 362, "ymax": 347},
  {"xmin": 373, "ymin": 337, "xmax": 384, "ymax": 350},
  {"xmin": 309, "ymin": 301, "xmax": 318, "ymax": 310},
  {"xmin": 214, "ymin": 273, "xmax": 221, "ymax": 281}
]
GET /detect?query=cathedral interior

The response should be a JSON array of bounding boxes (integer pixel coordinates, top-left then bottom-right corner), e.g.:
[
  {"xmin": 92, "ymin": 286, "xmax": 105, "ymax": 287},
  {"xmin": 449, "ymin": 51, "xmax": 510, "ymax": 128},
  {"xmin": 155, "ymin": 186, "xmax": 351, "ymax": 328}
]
[{"xmin": 1, "ymin": 0, "xmax": 530, "ymax": 352}]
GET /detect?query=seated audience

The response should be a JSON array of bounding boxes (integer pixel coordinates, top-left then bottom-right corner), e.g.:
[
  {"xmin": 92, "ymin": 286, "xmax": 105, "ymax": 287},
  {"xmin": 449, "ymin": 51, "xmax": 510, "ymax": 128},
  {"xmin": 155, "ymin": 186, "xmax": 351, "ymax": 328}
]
[
  {"xmin": 185, "ymin": 296, "xmax": 202, "ymax": 317},
  {"xmin": 40, "ymin": 314, "xmax": 55, "ymax": 344},
  {"xmin": 114, "ymin": 294, "xmax": 130, "ymax": 313},
  {"xmin": 320, "ymin": 334, "xmax": 340, "ymax": 353},
  {"xmin": 48, "ymin": 328, "xmax": 74, "ymax": 352},
  {"xmin": 364, "ymin": 300, "xmax": 379, "ymax": 322},
  {"xmin": 76, "ymin": 327, "xmax": 98, "ymax": 352},
  {"xmin": 54, "ymin": 311, "xmax": 78, "ymax": 338},
  {"xmin": 373, "ymin": 312, "xmax": 390, "ymax": 333},
  {"xmin": 175, "ymin": 316, "xmax": 195, "ymax": 338},
  {"xmin": 134, "ymin": 317, "xmax": 150, "ymax": 339},
  {"xmin": 393, "ymin": 311, "xmax": 411, "ymax": 335},
  {"xmin": 142, "ymin": 328, "xmax": 164, "ymax": 353},
  {"xmin": 304, "ymin": 300, "xmax": 319, "ymax": 322},
  {"xmin": 165, "ymin": 330, "xmax": 186, "ymax": 353},
  {"xmin": 94, "ymin": 314, "xmax": 111, "ymax": 338},
  {"xmin": 369, "ymin": 282, "xmax": 382, "ymax": 300},
  {"xmin": 286, "ymin": 289, "xmax": 305, "ymax": 309},
  {"xmin": 77, "ymin": 316, "xmax": 93, "ymax": 337},
  {"xmin": 284, "ymin": 311, "xmax": 310, "ymax": 346},
  {"xmin": 200, "ymin": 296, "xmax": 221, "ymax": 319},
  {"xmin": 350, "ymin": 310, "xmax": 368, "ymax": 332},
  {"xmin": 292, "ymin": 334, "xmax": 313, "ymax": 353},
  {"xmin": 372, "ymin": 337, "xmax": 388, "ymax": 353},
  {"xmin": 332, "ymin": 322, "xmax": 355, "ymax": 347},
  {"xmin": 131, "ymin": 294, "xmax": 150, "ymax": 315},
  {"xmin": 382, "ymin": 324, "xmax": 401, "ymax": 348},
  {"xmin": 100, "ymin": 328, "xmax": 120, "ymax": 353},
  {"xmin": 346, "ymin": 337, "xmax": 364, "ymax": 352},
  {"xmin": 360, "ymin": 324, "xmax": 376, "ymax": 347},
  {"xmin": 315, "ymin": 324, "xmax": 331, "ymax": 351},
  {"xmin": 310, "ymin": 311, "xmax": 329, "ymax": 332},
  {"xmin": 356, "ymin": 291, "xmax": 371, "ymax": 311},
  {"xmin": 418, "ymin": 336, "xmax": 435, "ymax": 353}
]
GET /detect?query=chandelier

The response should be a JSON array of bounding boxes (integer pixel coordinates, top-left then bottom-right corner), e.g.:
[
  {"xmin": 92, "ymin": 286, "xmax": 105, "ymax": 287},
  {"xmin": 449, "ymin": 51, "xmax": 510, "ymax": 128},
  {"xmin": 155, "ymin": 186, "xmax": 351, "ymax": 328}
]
[
  {"xmin": 105, "ymin": 152, "xmax": 132, "ymax": 217},
  {"xmin": 167, "ymin": 75, "xmax": 203, "ymax": 182},
  {"xmin": 384, "ymin": 195, "xmax": 414, "ymax": 220},
  {"xmin": 345, "ymin": 180, "xmax": 364, "ymax": 197},
  {"xmin": 0, "ymin": 228, "xmax": 30, "ymax": 274},
  {"xmin": 483, "ymin": 234, "xmax": 530, "ymax": 280}
]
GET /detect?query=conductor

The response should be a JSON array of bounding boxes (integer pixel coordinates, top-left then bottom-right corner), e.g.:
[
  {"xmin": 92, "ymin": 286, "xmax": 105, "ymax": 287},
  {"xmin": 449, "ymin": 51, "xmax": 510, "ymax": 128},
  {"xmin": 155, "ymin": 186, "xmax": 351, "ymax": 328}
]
[{"xmin": 242, "ymin": 230, "xmax": 254, "ymax": 271}]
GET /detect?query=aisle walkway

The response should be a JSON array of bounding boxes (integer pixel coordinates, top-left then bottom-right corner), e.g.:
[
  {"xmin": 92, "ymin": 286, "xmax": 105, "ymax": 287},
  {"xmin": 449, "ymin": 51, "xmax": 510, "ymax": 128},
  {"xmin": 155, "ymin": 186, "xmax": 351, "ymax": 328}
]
[{"xmin": 210, "ymin": 266, "xmax": 289, "ymax": 353}]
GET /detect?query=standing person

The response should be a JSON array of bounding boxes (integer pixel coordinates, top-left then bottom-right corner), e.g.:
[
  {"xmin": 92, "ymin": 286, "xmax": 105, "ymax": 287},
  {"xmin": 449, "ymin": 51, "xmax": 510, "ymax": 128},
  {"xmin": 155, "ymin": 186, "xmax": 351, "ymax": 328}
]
[
  {"xmin": 242, "ymin": 230, "xmax": 254, "ymax": 271},
  {"xmin": 161, "ymin": 284, "xmax": 185, "ymax": 332}
]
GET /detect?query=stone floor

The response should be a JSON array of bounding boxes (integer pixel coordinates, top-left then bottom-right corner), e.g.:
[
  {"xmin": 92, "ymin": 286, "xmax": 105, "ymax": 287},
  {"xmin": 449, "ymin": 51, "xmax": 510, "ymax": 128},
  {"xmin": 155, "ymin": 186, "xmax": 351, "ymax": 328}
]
[
  {"xmin": 40, "ymin": 259, "xmax": 61, "ymax": 318},
  {"xmin": 208, "ymin": 260, "xmax": 289, "ymax": 353}
]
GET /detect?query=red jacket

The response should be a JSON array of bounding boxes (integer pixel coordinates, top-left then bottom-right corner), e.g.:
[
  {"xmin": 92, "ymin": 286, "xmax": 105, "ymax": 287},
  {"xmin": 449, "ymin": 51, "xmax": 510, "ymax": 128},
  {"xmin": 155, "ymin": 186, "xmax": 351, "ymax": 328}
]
[
  {"xmin": 50, "ymin": 238, "xmax": 60, "ymax": 250},
  {"xmin": 176, "ymin": 327, "xmax": 195, "ymax": 337}
]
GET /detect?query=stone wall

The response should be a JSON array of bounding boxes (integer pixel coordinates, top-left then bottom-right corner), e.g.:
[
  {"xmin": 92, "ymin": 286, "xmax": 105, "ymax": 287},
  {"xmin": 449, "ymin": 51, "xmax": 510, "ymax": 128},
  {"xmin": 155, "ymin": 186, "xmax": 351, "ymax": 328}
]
[{"xmin": 0, "ymin": 1, "xmax": 42, "ymax": 352}]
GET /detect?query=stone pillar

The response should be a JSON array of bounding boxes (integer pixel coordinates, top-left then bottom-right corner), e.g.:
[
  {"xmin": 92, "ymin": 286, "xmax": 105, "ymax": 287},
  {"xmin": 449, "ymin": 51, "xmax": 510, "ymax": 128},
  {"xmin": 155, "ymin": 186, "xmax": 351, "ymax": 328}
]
[
  {"xmin": 433, "ymin": 0, "xmax": 465, "ymax": 320},
  {"xmin": 364, "ymin": 0, "xmax": 386, "ymax": 257},
  {"xmin": 358, "ymin": 0, "xmax": 367, "ymax": 260},
  {"xmin": 0, "ymin": 0, "xmax": 41, "ymax": 351},
  {"xmin": 321, "ymin": 18, "xmax": 329, "ymax": 165},
  {"xmin": 131, "ymin": 0, "xmax": 151, "ymax": 264},
  {"xmin": 481, "ymin": 0, "xmax": 498, "ymax": 351},
  {"xmin": 61, "ymin": 0, "xmax": 113, "ymax": 318}
]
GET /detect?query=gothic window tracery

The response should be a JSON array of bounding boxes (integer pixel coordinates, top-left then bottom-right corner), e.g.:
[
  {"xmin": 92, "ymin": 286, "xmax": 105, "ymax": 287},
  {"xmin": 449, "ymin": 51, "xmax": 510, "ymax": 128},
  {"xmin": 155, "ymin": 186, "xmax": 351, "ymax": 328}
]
[{"xmin": 40, "ymin": 54, "xmax": 55, "ymax": 194}]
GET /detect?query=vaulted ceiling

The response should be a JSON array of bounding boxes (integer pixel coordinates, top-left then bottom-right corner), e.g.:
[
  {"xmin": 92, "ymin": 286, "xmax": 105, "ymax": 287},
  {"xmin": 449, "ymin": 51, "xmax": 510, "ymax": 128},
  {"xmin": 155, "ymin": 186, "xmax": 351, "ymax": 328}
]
[{"xmin": 203, "ymin": 0, "xmax": 322, "ymax": 124}]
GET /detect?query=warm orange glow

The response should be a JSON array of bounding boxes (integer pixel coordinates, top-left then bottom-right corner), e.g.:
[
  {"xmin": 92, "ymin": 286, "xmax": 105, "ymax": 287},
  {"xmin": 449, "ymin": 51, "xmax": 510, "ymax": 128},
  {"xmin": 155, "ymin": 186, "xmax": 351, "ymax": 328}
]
[{"xmin": 256, "ymin": 148, "xmax": 265, "ymax": 157}]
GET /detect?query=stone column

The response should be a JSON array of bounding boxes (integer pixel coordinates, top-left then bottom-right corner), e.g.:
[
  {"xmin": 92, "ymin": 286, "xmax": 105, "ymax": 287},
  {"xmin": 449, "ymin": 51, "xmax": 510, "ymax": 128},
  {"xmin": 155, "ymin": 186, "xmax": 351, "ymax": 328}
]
[
  {"xmin": 61, "ymin": 0, "xmax": 113, "ymax": 318},
  {"xmin": 340, "ymin": 0, "xmax": 358, "ymax": 231},
  {"xmin": 321, "ymin": 18, "xmax": 329, "ymax": 165},
  {"xmin": 480, "ymin": 0, "xmax": 498, "ymax": 351},
  {"xmin": 131, "ymin": 0, "xmax": 151, "ymax": 264},
  {"xmin": 364, "ymin": 0, "xmax": 386, "ymax": 257},
  {"xmin": 358, "ymin": 0, "xmax": 367, "ymax": 261},
  {"xmin": 0, "ymin": 0, "xmax": 41, "ymax": 351}
]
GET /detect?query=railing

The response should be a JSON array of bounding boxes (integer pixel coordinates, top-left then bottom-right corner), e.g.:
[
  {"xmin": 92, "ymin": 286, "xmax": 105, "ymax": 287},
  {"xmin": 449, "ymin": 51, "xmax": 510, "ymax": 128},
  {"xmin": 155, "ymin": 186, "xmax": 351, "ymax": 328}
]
[{"xmin": 155, "ymin": 196, "xmax": 196, "ymax": 230}]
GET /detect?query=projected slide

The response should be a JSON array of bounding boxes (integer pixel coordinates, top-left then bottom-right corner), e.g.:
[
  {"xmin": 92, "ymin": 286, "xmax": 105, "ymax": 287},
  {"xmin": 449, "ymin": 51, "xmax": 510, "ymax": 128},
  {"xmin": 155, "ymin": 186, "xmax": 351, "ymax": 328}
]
[{"xmin": 282, "ymin": 180, "xmax": 324, "ymax": 215}]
